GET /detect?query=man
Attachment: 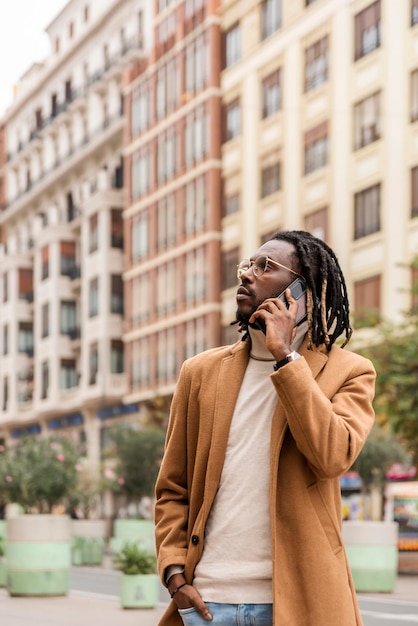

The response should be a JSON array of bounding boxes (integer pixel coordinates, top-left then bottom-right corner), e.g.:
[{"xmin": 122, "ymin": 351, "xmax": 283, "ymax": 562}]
[{"xmin": 155, "ymin": 230, "xmax": 376, "ymax": 626}]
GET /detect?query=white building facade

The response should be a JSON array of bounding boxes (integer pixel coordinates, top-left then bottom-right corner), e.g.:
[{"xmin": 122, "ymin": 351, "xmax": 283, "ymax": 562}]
[{"xmin": 0, "ymin": 0, "xmax": 150, "ymax": 461}]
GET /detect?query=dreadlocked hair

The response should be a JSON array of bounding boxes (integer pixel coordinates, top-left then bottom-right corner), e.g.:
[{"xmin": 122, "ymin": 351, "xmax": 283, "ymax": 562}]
[{"xmin": 270, "ymin": 230, "xmax": 352, "ymax": 350}]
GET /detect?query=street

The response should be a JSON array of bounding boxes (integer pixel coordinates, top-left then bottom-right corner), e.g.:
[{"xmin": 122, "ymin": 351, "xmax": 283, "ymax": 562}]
[
  {"xmin": 70, "ymin": 567, "xmax": 418, "ymax": 625},
  {"xmin": 358, "ymin": 597, "xmax": 418, "ymax": 625}
]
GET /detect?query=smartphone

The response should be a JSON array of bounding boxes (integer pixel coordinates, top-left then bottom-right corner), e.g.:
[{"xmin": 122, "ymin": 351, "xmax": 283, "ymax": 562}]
[{"xmin": 254, "ymin": 277, "xmax": 307, "ymax": 334}]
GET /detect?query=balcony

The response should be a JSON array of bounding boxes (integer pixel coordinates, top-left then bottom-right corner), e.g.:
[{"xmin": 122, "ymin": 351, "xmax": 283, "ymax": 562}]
[{"xmin": 2, "ymin": 112, "xmax": 124, "ymax": 221}]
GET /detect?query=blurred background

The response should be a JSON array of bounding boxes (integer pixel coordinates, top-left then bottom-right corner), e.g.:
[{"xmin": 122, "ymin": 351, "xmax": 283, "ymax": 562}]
[{"xmin": 0, "ymin": 0, "xmax": 417, "ymax": 559}]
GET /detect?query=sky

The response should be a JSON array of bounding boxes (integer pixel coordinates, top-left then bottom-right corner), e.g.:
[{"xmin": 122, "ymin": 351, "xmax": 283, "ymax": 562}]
[{"xmin": 0, "ymin": 0, "xmax": 69, "ymax": 117}]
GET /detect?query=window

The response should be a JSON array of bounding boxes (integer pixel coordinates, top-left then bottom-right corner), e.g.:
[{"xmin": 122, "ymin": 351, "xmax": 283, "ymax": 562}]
[
  {"xmin": 354, "ymin": 275, "xmax": 381, "ymax": 325},
  {"xmin": 41, "ymin": 245, "xmax": 49, "ymax": 280},
  {"xmin": 131, "ymin": 147, "xmax": 151, "ymax": 199},
  {"xmin": 130, "ymin": 275, "xmax": 150, "ymax": 326},
  {"xmin": 60, "ymin": 359, "xmax": 77, "ymax": 389},
  {"xmin": 354, "ymin": 92, "xmax": 381, "ymax": 149},
  {"xmin": 89, "ymin": 278, "xmax": 99, "ymax": 317},
  {"xmin": 412, "ymin": 263, "xmax": 418, "ymax": 309},
  {"xmin": 18, "ymin": 269, "xmax": 33, "ymax": 301},
  {"xmin": 412, "ymin": 0, "xmax": 418, "ymax": 26},
  {"xmin": 412, "ymin": 166, "xmax": 418, "ymax": 217},
  {"xmin": 304, "ymin": 207, "xmax": 328, "ymax": 241},
  {"xmin": 89, "ymin": 343, "xmax": 98, "ymax": 385},
  {"xmin": 224, "ymin": 99, "xmax": 240, "ymax": 142},
  {"xmin": 261, "ymin": 0, "xmax": 281, "ymax": 40},
  {"xmin": 18, "ymin": 322, "xmax": 33, "ymax": 356},
  {"xmin": 261, "ymin": 157, "xmax": 281, "ymax": 198},
  {"xmin": 224, "ymin": 23, "xmax": 240, "ymax": 67},
  {"xmin": 41, "ymin": 360, "xmax": 49, "ymax": 399},
  {"xmin": 111, "ymin": 340, "xmax": 124, "ymax": 374},
  {"xmin": 354, "ymin": 184, "xmax": 381, "ymax": 239},
  {"xmin": 131, "ymin": 210, "xmax": 149, "ymax": 261},
  {"xmin": 222, "ymin": 247, "xmax": 239, "ymax": 290},
  {"xmin": 156, "ymin": 57, "xmax": 178, "ymax": 119},
  {"xmin": 60, "ymin": 301, "xmax": 77, "ymax": 336},
  {"xmin": 304, "ymin": 121, "xmax": 328, "ymax": 175},
  {"xmin": 42, "ymin": 303, "xmax": 49, "ymax": 338},
  {"xmin": 158, "ymin": 126, "xmax": 178, "ymax": 183},
  {"xmin": 354, "ymin": 1, "xmax": 381, "ymax": 61},
  {"xmin": 131, "ymin": 338, "xmax": 150, "ymax": 388},
  {"xmin": 157, "ymin": 328, "xmax": 177, "ymax": 383},
  {"xmin": 111, "ymin": 209, "xmax": 123, "ymax": 249},
  {"xmin": 3, "ymin": 324, "xmax": 8, "ymax": 355},
  {"xmin": 157, "ymin": 193, "xmax": 177, "ymax": 251},
  {"xmin": 60, "ymin": 241, "xmax": 77, "ymax": 276},
  {"xmin": 305, "ymin": 36, "xmax": 329, "ymax": 92},
  {"xmin": 184, "ymin": 175, "xmax": 207, "ymax": 237},
  {"xmin": 185, "ymin": 317, "xmax": 206, "ymax": 360},
  {"xmin": 157, "ymin": 261, "xmax": 177, "ymax": 316},
  {"xmin": 2, "ymin": 273, "xmax": 7, "ymax": 302},
  {"xmin": 131, "ymin": 81, "xmax": 150, "ymax": 136},
  {"xmin": 262, "ymin": 69, "xmax": 281, "ymax": 118},
  {"xmin": 89, "ymin": 215, "xmax": 98, "ymax": 253},
  {"xmin": 184, "ymin": 0, "xmax": 206, "ymax": 34},
  {"xmin": 185, "ymin": 32, "xmax": 209, "ymax": 96},
  {"xmin": 184, "ymin": 105, "xmax": 209, "ymax": 166},
  {"xmin": 184, "ymin": 247, "xmax": 207, "ymax": 304},
  {"xmin": 411, "ymin": 69, "xmax": 418, "ymax": 122},
  {"xmin": 223, "ymin": 193, "xmax": 240, "ymax": 217},
  {"xmin": 2, "ymin": 377, "xmax": 8, "ymax": 411},
  {"xmin": 111, "ymin": 275, "xmax": 124, "ymax": 315}
]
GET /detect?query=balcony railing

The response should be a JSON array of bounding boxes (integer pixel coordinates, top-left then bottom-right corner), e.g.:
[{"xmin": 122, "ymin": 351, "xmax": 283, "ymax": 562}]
[{"xmin": 6, "ymin": 34, "xmax": 144, "ymax": 163}]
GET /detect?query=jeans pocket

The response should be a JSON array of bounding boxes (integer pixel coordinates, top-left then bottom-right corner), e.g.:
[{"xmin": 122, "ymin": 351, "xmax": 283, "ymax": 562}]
[{"xmin": 178, "ymin": 607, "xmax": 202, "ymax": 625}]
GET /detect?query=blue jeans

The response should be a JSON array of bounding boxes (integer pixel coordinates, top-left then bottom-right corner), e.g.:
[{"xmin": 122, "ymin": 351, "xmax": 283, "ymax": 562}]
[{"xmin": 178, "ymin": 603, "xmax": 273, "ymax": 625}]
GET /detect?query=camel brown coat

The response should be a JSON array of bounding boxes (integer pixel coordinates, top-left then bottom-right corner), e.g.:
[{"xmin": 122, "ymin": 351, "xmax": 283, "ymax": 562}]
[{"xmin": 155, "ymin": 336, "xmax": 376, "ymax": 626}]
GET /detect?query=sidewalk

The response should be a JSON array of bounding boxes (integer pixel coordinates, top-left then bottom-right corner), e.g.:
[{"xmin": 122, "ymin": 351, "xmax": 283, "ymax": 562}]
[{"xmin": 0, "ymin": 576, "xmax": 416, "ymax": 626}]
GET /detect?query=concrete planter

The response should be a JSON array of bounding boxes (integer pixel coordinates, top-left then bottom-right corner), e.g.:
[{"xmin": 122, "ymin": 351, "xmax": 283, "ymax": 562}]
[
  {"xmin": 110, "ymin": 519, "xmax": 154, "ymax": 554},
  {"xmin": 6, "ymin": 514, "xmax": 71, "ymax": 596},
  {"xmin": 119, "ymin": 573, "xmax": 159, "ymax": 608},
  {"xmin": 342, "ymin": 520, "xmax": 399, "ymax": 592},
  {"xmin": 70, "ymin": 519, "xmax": 106, "ymax": 566},
  {"xmin": 0, "ymin": 558, "xmax": 6, "ymax": 587}
]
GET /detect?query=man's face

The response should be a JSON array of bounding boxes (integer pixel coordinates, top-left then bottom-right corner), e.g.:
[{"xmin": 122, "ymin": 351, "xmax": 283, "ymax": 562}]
[{"xmin": 235, "ymin": 239, "xmax": 299, "ymax": 326}]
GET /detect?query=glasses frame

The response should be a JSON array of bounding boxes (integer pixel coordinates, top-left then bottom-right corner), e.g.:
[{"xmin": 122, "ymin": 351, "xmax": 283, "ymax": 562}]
[{"xmin": 237, "ymin": 255, "xmax": 303, "ymax": 280}]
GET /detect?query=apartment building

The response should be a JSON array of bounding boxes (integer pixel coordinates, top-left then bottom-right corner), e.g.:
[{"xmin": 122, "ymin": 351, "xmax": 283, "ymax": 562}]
[
  {"xmin": 123, "ymin": 0, "xmax": 223, "ymax": 407},
  {"xmin": 0, "ymin": 0, "xmax": 150, "ymax": 462},
  {"xmin": 220, "ymin": 0, "xmax": 418, "ymax": 340}
]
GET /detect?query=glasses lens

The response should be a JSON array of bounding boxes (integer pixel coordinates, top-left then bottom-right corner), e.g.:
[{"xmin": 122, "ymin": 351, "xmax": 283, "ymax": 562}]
[
  {"xmin": 253, "ymin": 256, "xmax": 268, "ymax": 277},
  {"xmin": 237, "ymin": 260, "xmax": 250, "ymax": 280}
]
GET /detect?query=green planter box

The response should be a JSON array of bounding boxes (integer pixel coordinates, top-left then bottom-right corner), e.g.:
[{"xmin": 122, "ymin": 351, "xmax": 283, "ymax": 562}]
[
  {"xmin": 6, "ymin": 515, "xmax": 71, "ymax": 596},
  {"xmin": 343, "ymin": 520, "xmax": 399, "ymax": 592},
  {"xmin": 71, "ymin": 537, "xmax": 104, "ymax": 565},
  {"xmin": 0, "ymin": 559, "xmax": 6, "ymax": 587},
  {"xmin": 110, "ymin": 519, "xmax": 154, "ymax": 554},
  {"xmin": 120, "ymin": 573, "xmax": 159, "ymax": 608}
]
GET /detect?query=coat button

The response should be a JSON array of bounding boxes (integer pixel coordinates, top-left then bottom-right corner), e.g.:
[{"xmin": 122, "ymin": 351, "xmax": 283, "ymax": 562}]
[{"xmin": 191, "ymin": 535, "xmax": 199, "ymax": 545}]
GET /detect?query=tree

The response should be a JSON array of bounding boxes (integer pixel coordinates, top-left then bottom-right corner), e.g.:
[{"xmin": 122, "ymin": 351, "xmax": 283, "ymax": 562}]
[
  {"xmin": 357, "ymin": 267, "xmax": 418, "ymax": 466},
  {"xmin": 108, "ymin": 427, "xmax": 166, "ymax": 511},
  {"xmin": 0, "ymin": 436, "xmax": 80, "ymax": 513},
  {"xmin": 351, "ymin": 423, "xmax": 410, "ymax": 489}
]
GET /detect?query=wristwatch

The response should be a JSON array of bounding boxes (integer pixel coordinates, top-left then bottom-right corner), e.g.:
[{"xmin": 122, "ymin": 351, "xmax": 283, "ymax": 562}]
[{"xmin": 273, "ymin": 351, "xmax": 301, "ymax": 371}]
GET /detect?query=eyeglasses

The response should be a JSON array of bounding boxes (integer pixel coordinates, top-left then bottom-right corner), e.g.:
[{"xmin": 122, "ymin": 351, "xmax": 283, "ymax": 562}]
[{"xmin": 237, "ymin": 255, "xmax": 303, "ymax": 280}]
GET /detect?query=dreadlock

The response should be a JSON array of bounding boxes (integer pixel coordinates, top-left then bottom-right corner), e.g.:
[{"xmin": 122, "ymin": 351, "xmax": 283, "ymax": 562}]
[
  {"xmin": 271, "ymin": 231, "xmax": 352, "ymax": 350},
  {"xmin": 234, "ymin": 230, "xmax": 352, "ymax": 350}
]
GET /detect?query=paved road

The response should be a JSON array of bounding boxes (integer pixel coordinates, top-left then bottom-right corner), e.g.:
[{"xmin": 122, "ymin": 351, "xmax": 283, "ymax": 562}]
[
  {"xmin": 359, "ymin": 597, "xmax": 418, "ymax": 625},
  {"xmin": 70, "ymin": 567, "xmax": 418, "ymax": 625}
]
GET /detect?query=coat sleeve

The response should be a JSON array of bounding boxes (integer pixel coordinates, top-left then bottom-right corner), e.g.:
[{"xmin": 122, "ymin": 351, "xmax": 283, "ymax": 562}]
[
  {"xmin": 154, "ymin": 362, "xmax": 190, "ymax": 585},
  {"xmin": 270, "ymin": 351, "xmax": 376, "ymax": 479}
]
